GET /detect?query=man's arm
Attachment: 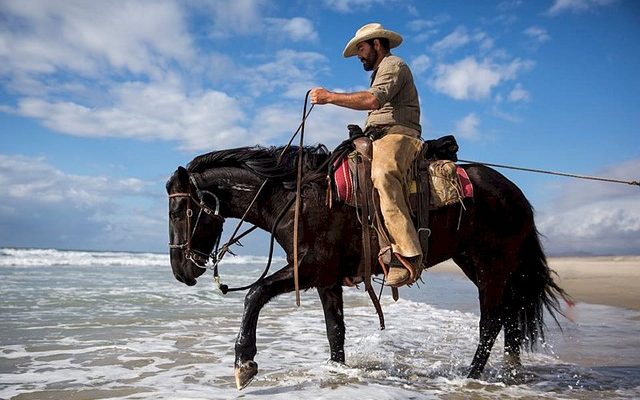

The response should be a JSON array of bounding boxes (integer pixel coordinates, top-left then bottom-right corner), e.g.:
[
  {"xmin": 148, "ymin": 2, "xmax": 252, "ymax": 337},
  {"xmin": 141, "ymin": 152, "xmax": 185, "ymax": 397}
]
[{"xmin": 310, "ymin": 87, "xmax": 379, "ymax": 110}]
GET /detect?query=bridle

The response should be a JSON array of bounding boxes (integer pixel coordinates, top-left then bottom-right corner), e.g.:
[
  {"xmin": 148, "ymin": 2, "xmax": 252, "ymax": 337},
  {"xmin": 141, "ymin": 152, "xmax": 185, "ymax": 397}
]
[
  {"xmin": 167, "ymin": 91, "xmax": 317, "ymax": 295},
  {"xmin": 168, "ymin": 170, "xmax": 295, "ymax": 294},
  {"xmin": 168, "ymin": 176, "xmax": 225, "ymax": 269}
]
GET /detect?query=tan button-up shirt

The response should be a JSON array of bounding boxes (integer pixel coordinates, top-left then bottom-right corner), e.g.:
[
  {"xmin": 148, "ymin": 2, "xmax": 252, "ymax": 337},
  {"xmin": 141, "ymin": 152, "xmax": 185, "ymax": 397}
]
[{"xmin": 365, "ymin": 54, "xmax": 421, "ymax": 134}]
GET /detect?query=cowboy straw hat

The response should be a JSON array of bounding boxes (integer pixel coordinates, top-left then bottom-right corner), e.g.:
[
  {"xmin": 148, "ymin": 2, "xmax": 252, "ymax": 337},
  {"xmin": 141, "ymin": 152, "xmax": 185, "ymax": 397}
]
[{"xmin": 342, "ymin": 23, "xmax": 403, "ymax": 58}]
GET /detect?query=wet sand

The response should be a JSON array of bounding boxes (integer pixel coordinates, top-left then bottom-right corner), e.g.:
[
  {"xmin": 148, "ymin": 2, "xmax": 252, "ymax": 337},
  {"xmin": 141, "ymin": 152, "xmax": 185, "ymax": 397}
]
[{"xmin": 429, "ymin": 256, "xmax": 640, "ymax": 311}]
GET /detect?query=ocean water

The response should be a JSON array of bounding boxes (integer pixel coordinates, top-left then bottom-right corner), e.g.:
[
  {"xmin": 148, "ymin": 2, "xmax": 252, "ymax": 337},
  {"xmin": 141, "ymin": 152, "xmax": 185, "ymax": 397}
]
[{"xmin": 1, "ymin": 248, "xmax": 638, "ymax": 400}]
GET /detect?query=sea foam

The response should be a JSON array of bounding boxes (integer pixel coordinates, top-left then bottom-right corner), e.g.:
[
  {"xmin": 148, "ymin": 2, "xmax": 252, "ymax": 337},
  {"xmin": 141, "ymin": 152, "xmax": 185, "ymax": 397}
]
[{"xmin": 0, "ymin": 247, "xmax": 285, "ymax": 267}]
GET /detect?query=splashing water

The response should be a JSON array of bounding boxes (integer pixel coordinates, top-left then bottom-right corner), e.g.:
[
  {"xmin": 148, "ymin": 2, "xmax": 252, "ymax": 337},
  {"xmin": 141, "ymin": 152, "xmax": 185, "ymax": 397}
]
[{"xmin": 1, "ymin": 248, "xmax": 639, "ymax": 399}]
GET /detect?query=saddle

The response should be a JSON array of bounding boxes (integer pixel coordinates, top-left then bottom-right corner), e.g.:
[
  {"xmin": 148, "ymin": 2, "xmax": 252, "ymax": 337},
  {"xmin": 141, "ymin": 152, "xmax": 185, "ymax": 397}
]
[
  {"xmin": 327, "ymin": 131, "xmax": 472, "ymax": 316},
  {"xmin": 327, "ymin": 131, "xmax": 473, "ymax": 329}
]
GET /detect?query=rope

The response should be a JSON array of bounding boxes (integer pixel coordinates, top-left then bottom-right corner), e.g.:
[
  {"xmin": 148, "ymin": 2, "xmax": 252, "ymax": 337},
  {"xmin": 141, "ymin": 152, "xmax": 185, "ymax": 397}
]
[
  {"xmin": 292, "ymin": 90, "xmax": 312, "ymax": 306},
  {"xmin": 279, "ymin": 103, "xmax": 315, "ymax": 163},
  {"xmin": 214, "ymin": 103, "xmax": 316, "ymax": 266},
  {"xmin": 217, "ymin": 195, "xmax": 296, "ymax": 294},
  {"xmin": 458, "ymin": 159, "xmax": 640, "ymax": 187},
  {"xmin": 214, "ymin": 92, "xmax": 315, "ymax": 295}
]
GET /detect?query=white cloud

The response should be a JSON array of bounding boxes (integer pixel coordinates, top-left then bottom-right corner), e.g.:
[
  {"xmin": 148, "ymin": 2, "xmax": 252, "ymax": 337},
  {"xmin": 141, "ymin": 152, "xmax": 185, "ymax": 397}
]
[
  {"xmin": 202, "ymin": 52, "xmax": 241, "ymax": 86},
  {"xmin": 538, "ymin": 159, "xmax": 640, "ymax": 255},
  {"xmin": 3, "ymin": 44, "xmax": 330, "ymax": 151},
  {"xmin": 408, "ymin": 15, "xmax": 451, "ymax": 31},
  {"xmin": 544, "ymin": 159, "xmax": 640, "ymax": 210},
  {"xmin": 0, "ymin": 4, "xmax": 330, "ymax": 151},
  {"xmin": 547, "ymin": 0, "xmax": 617, "ymax": 16},
  {"xmin": 524, "ymin": 26, "xmax": 551, "ymax": 43},
  {"xmin": 455, "ymin": 113, "xmax": 480, "ymax": 140},
  {"xmin": 413, "ymin": 30, "xmax": 440, "ymax": 43},
  {"xmin": 432, "ymin": 57, "xmax": 534, "ymax": 100},
  {"xmin": 200, "ymin": 0, "xmax": 266, "ymax": 36},
  {"xmin": 491, "ymin": 107, "xmax": 522, "ymax": 123},
  {"xmin": 0, "ymin": 154, "xmax": 165, "ymax": 251},
  {"xmin": 408, "ymin": 16, "xmax": 451, "ymax": 42},
  {"xmin": 0, "ymin": 0, "xmax": 193, "ymax": 79},
  {"xmin": 201, "ymin": 2, "xmax": 318, "ymax": 43},
  {"xmin": 434, "ymin": 58, "xmax": 498, "ymax": 100},
  {"xmin": 11, "ymin": 81, "xmax": 248, "ymax": 151},
  {"xmin": 411, "ymin": 55, "xmax": 432, "ymax": 75},
  {"xmin": 323, "ymin": 0, "xmax": 390, "ymax": 13},
  {"xmin": 491, "ymin": 2, "xmax": 522, "ymax": 27},
  {"xmin": 276, "ymin": 17, "xmax": 319, "ymax": 42},
  {"xmin": 202, "ymin": 50, "xmax": 329, "ymax": 100},
  {"xmin": 431, "ymin": 27, "xmax": 471, "ymax": 53},
  {"xmin": 250, "ymin": 101, "xmax": 362, "ymax": 149},
  {"xmin": 248, "ymin": 50, "xmax": 329, "ymax": 97},
  {"xmin": 508, "ymin": 83, "xmax": 530, "ymax": 102},
  {"xmin": 249, "ymin": 105, "xmax": 304, "ymax": 145},
  {"xmin": 473, "ymin": 31, "xmax": 495, "ymax": 51},
  {"xmin": 431, "ymin": 27, "xmax": 494, "ymax": 55},
  {"xmin": 304, "ymin": 105, "xmax": 364, "ymax": 147},
  {"xmin": 0, "ymin": 1, "xmax": 332, "ymax": 151},
  {"xmin": 497, "ymin": 0, "xmax": 524, "ymax": 12},
  {"xmin": 0, "ymin": 155, "xmax": 150, "ymax": 205}
]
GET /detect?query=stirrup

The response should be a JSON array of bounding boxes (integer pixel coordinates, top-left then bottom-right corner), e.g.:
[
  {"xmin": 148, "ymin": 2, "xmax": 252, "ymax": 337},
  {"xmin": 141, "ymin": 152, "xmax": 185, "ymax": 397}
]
[
  {"xmin": 392, "ymin": 254, "xmax": 419, "ymax": 283},
  {"xmin": 379, "ymin": 254, "xmax": 420, "ymax": 287}
]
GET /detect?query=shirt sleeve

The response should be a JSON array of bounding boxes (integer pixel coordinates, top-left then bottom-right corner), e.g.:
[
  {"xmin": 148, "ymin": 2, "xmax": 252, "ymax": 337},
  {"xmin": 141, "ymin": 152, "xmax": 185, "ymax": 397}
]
[{"xmin": 367, "ymin": 61, "xmax": 406, "ymax": 108}]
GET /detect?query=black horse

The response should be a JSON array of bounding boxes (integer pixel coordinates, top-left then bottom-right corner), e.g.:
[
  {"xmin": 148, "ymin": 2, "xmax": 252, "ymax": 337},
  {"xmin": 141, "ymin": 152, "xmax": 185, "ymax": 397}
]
[{"xmin": 166, "ymin": 144, "xmax": 568, "ymax": 390}]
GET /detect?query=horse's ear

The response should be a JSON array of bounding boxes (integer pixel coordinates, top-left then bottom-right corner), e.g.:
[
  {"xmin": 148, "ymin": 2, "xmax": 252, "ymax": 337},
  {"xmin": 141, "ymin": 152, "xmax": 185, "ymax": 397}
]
[
  {"xmin": 167, "ymin": 166, "xmax": 190, "ymax": 193},
  {"xmin": 177, "ymin": 166, "xmax": 189, "ymax": 182},
  {"xmin": 176, "ymin": 166, "xmax": 190, "ymax": 190}
]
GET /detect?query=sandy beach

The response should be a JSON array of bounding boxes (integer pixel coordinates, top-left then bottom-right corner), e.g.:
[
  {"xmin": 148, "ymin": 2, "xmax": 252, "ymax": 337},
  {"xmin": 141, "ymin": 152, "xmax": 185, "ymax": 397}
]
[{"xmin": 429, "ymin": 256, "xmax": 640, "ymax": 311}]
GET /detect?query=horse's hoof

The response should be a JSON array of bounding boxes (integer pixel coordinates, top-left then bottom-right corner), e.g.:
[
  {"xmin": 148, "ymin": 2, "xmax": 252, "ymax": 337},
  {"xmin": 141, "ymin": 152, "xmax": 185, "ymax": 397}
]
[
  {"xmin": 467, "ymin": 369, "xmax": 481, "ymax": 380},
  {"xmin": 234, "ymin": 360, "xmax": 258, "ymax": 390},
  {"xmin": 502, "ymin": 365, "xmax": 524, "ymax": 384}
]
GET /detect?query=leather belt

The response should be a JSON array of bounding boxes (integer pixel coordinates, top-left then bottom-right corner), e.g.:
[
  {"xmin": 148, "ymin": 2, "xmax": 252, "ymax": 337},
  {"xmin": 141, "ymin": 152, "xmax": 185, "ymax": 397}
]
[{"xmin": 364, "ymin": 126, "xmax": 390, "ymax": 141}]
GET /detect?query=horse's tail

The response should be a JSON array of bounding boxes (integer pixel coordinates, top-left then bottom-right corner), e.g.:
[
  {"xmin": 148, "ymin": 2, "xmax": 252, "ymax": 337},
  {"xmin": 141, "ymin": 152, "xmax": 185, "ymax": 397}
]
[{"xmin": 506, "ymin": 228, "xmax": 572, "ymax": 351}]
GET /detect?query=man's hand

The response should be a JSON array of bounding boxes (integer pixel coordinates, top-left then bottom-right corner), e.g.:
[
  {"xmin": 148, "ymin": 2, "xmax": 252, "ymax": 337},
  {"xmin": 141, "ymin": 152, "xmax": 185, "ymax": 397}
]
[{"xmin": 310, "ymin": 87, "xmax": 332, "ymax": 105}]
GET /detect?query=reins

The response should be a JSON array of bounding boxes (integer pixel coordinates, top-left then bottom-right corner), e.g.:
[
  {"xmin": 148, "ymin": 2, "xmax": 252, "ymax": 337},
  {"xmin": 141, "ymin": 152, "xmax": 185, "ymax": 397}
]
[
  {"xmin": 216, "ymin": 194, "xmax": 297, "ymax": 294},
  {"xmin": 292, "ymin": 90, "xmax": 312, "ymax": 306},
  {"xmin": 193, "ymin": 91, "xmax": 316, "ymax": 295},
  {"xmin": 458, "ymin": 159, "xmax": 640, "ymax": 187}
]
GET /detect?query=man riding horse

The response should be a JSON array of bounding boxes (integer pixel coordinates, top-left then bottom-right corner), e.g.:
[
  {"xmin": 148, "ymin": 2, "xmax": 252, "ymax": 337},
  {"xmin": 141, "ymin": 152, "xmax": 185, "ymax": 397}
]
[{"xmin": 311, "ymin": 23, "xmax": 423, "ymax": 287}]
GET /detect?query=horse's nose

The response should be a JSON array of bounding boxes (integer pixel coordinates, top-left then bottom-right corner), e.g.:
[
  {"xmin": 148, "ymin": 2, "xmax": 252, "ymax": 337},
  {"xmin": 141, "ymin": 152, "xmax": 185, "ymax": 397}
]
[{"xmin": 174, "ymin": 270, "xmax": 197, "ymax": 286}]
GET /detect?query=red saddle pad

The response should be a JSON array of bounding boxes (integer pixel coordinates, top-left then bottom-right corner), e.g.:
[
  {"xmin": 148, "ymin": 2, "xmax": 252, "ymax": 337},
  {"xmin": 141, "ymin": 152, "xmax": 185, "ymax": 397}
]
[{"xmin": 334, "ymin": 157, "xmax": 354, "ymax": 204}]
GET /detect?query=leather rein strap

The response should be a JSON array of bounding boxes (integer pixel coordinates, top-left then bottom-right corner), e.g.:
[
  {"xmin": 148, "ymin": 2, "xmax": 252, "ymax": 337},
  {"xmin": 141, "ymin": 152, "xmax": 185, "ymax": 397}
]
[
  {"xmin": 191, "ymin": 94, "xmax": 316, "ymax": 296},
  {"xmin": 355, "ymin": 153, "xmax": 386, "ymax": 330},
  {"xmin": 292, "ymin": 90, "xmax": 313, "ymax": 306}
]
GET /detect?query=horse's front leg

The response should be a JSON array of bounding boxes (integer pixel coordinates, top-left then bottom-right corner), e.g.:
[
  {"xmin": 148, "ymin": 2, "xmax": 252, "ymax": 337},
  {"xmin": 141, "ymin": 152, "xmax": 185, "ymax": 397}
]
[
  {"xmin": 317, "ymin": 282, "xmax": 345, "ymax": 363},
  {"xmin": 234, "ymin": 263, "xmax": 310, "ymax": 390}
]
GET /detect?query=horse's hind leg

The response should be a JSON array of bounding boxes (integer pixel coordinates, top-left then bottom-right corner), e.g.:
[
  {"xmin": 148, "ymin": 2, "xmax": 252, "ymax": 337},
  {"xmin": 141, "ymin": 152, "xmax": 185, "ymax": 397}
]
[
  {"xmin": 503, "ymin": 307, "xmax": 522, "ymax": 374},
  {"xmin": 467, "ymin": 257, "xmax": 513, "ymax": 379},
  {"xmin": 454, "ymin": 253, "xmax": 505, "ymax": 379},
  {"xmin": 234, "ymin": 263, "xmax": 307, "ymax": 390},
  {"xmin": 317, "ymin": 282, "xmax": 345, "ymax": 363},
  {"xmin": 467, "ymin": 308, "xmax": 503, "ymax": 379}
]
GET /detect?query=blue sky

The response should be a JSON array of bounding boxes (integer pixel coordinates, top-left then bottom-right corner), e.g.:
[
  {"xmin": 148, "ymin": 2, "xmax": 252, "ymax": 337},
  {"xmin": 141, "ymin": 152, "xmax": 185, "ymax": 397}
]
[{"xmin": 0, "ymin": 0, "xmax": 638, "ymax": 255}]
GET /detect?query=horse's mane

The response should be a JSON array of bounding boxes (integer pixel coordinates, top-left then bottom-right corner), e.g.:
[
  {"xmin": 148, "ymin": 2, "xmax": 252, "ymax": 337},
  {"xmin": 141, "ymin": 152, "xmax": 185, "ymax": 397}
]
[{"xmin": 187, "ymin": 144, "xmax": 331, "ymax": 187}]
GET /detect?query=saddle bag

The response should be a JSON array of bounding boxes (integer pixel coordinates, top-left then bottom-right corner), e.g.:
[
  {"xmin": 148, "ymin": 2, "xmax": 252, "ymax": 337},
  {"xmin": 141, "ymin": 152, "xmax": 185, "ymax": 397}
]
[{"xmin": 427, "ymin": 160, "xmax": 464, "ymax": 208}]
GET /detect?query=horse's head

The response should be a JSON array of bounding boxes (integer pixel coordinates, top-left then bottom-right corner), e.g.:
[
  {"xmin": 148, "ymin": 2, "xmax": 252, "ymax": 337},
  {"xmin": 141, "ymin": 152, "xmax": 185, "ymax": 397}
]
[{"xmin": 166, "ymin": 166, "xmax": 225, "ymax": 286}]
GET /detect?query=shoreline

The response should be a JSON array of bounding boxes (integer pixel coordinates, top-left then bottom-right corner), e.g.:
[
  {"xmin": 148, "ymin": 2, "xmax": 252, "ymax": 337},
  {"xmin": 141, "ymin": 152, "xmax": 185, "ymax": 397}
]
[{"xmin": 428, "ymin": 256, "xmax": 640, "ymax": 311}]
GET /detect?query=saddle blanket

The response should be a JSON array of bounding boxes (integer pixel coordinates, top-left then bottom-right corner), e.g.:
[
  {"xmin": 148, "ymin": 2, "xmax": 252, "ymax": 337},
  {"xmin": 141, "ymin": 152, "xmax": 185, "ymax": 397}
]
[
  {"xmin": 333, "ymin": 156, "xmax": 355, "ymax": 204},
  {"xmin": 333, "ymin": 156, "xmax": 473, "ymax": 206},
  {"xmin": 457, "ymin": 166, "xmax": 473, "ymax": 198}
]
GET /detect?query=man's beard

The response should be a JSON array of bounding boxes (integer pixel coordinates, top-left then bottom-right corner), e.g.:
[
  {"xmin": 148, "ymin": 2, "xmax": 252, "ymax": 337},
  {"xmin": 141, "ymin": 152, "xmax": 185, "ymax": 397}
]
[{"xmin": 360, "ymin": 49, "xmax": 378, "ymax": 71}]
